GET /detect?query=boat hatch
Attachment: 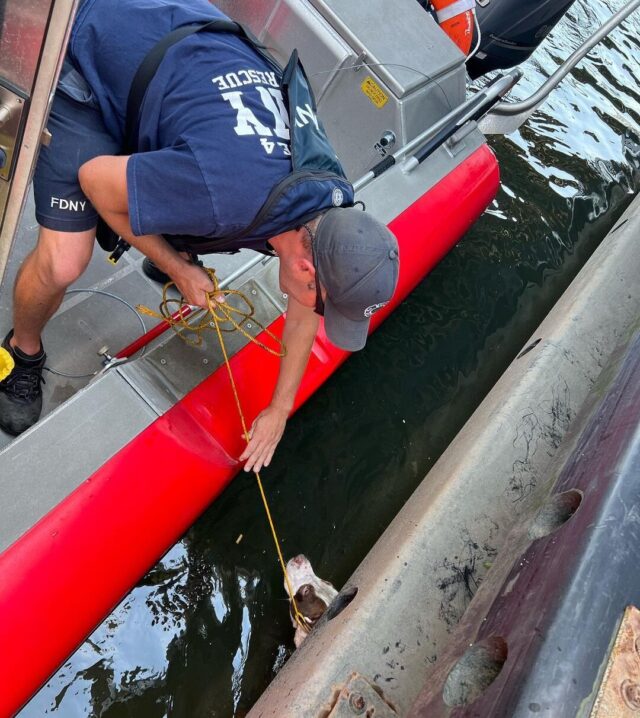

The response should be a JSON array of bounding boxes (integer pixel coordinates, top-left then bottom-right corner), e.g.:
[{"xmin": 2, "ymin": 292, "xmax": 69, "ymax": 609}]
[{"xmin": 216, "ymin": 0, "xmax": 467, "ymax": 179}]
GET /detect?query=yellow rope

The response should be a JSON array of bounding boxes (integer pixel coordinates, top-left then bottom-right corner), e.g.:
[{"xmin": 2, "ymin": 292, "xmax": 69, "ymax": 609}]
[
  {"xmin": 137, "ymin": 268, "xmax": 286, "ymax": 355},
  {"xmin": 138, "ymin": 268, "xmax": 308, "ymax": 632}
]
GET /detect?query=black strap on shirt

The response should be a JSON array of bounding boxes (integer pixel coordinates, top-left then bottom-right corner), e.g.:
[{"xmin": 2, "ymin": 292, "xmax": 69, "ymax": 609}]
[
  {"xmin": 124, "ymin": 19, "xmax": 242, "ymax": 152},
  {"xmin": 101, "ymin": 18, "xmax": 265, "ymax": 259}
]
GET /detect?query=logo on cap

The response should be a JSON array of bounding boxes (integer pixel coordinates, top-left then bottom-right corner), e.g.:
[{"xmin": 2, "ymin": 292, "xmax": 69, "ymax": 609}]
[
  {"xmin": 364, "ymin": 301, "xmax": 388, "ymax": 318},
  {"xmin": 332, "ymin": 187, "xmax": 344, "ymax": 207}
]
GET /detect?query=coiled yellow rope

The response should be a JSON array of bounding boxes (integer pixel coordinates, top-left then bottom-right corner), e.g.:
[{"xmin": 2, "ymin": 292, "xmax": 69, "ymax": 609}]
[
  {"xmin": 138, "ymin": 268, "xmax": 287, "ymax": 354},
  {"xmin": 138, "ymin": 268, "xmax": 309, "ymax": 633}
]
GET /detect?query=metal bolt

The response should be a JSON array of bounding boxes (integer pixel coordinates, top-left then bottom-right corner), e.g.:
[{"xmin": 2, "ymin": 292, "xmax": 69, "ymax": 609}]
[
  {"xmin": 379, "ymin": 130, "xmax": 396, "ymax": 148},
  {"xmin": 348, "ymin": 692, "xmax": 366, "ymax": 714},
  {"xmin": 621, "ymin": 679, "xmax": 640, "ymax": 710}
]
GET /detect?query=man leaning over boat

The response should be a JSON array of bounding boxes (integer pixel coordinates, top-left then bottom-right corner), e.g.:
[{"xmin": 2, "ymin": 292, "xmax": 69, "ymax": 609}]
[{"xmin": 0, "ymin": 0, "xmax": 400, "ymax": 470}]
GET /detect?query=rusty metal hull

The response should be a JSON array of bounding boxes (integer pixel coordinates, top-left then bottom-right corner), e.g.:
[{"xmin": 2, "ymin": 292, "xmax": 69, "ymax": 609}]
[{"xmin": 408, "ymin": 327, "xmax": 640, "ymax": 716}]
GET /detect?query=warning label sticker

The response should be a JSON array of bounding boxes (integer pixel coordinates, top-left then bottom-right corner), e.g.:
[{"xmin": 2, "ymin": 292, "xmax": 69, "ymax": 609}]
[{"xmin": 361, "ymin": 77, "xmax": 389, "ymax": 109}]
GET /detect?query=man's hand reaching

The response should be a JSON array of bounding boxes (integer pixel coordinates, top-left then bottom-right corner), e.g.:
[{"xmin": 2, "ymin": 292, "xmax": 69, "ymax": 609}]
[
  {"xmin": 239, "ymin": 404, "xmax": 289, "ymax": 473},
  {"xmin": 238, "ymin": 294, "xmax": 319, "ymax": 474},
  {"xmin": 171, "ymin": 261, "xmax": 216, "ymax": 308}
]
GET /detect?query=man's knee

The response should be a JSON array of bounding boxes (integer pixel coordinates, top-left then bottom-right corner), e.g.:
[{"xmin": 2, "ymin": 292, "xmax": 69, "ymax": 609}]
[
  {"xmin": 79, "ymin": 156, "xmax": 129, "ymax": 215},
  {"xmin": 78, "ymin": 158, "xmax": 99, "ymax": 204},
  {"xmin": 32, "ymin": 227, "xmax": 95, "ymax": 288}
]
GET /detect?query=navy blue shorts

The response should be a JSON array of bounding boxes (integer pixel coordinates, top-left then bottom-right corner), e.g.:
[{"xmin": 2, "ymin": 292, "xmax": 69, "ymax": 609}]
[{"xmin": 33, "ymin": 61, "xmax": 121, "ymax": 233}]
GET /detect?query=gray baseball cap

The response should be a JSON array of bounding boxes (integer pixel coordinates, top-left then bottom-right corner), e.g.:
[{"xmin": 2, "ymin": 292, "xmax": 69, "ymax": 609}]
[{"xmin": 313, "ymin": 207, "xmax": 400, "ymax": 351}]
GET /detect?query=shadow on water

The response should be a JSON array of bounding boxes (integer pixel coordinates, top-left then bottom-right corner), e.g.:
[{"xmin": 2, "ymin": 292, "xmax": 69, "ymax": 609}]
[{"xmin": 19, "ymin": 1, "xmax": 640, "ymax": 716}]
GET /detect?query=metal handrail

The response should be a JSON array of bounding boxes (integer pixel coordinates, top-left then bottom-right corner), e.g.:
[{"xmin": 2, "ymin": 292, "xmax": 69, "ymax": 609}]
[
  {"xmin": 353, "ymin": 68, "xmax": 521, "ymax": 192},
  {"xmin": 492, "ymin": 0, "xmax": 640, "ymax": 117}
]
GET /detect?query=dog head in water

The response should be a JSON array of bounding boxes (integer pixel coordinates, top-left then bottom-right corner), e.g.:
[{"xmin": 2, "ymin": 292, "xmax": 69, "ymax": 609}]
[{"xmin": 285, "ymin": 555, "xmax": 338, "ymax": 647}]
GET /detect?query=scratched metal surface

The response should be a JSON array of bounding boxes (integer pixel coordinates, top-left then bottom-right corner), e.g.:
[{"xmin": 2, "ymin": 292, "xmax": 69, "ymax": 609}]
[{"xmin": 0, "ymin": 0, "xmax": 54, "ymax": 93}]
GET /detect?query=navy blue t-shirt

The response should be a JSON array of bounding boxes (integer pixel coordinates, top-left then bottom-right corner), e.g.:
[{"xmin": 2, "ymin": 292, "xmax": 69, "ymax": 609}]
[{"xmin": 68, "ymin": 0, "xmax": 295, "ymax": 240}]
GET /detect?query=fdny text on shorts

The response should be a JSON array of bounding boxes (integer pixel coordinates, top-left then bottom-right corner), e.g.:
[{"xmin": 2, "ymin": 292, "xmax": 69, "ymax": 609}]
[{"xmin": 51, "ymin": 197, "xmax": 87, "ymax": 212}]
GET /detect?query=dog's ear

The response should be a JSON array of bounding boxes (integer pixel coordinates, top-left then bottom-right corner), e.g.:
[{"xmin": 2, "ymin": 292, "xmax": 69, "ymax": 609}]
[{"xmin": 295, "ymin": 584, "xmax": 313, "ymax": 602}]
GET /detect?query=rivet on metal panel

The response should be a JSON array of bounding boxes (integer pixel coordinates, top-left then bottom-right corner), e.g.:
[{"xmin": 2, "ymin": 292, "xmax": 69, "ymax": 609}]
[
  {"xmin": 246, "ymin": 323, "xmax": 252, "ymax": 329},
  {"xmin": 251, "ymin": 289, "xmax": 257, "ymax": 295},
  {"xmin": 202, "ymin": 358, "xmax": 209, "ymax": 365},
  {"xmin": 160, "ymin": 358, "xmax": 167, "ymax": 365},
  {"xmin": 324, "ymin": 673, "xmax": 398, "ymax": 717},
  {"xmin": 348, "ymin": 692, "xmax": 366, "ymax": 714}
]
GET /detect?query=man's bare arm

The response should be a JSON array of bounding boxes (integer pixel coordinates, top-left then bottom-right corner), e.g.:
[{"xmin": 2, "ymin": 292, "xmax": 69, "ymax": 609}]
[
  {"xmin": 79, "ymin": 155, "xmax": 214, "ymax": 306},
  {"xmin": 81, "ymin": 154, "xmax": 318, "ymax": 470},
  {"xmin": 240, "ymin": 295, "xmax": 319, "ymax": 472}
]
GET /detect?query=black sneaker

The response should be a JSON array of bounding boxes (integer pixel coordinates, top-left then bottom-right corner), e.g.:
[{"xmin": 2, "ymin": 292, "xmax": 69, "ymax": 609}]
[
  {"xmin": 142, "ymin": 256, "xmax": 204, "ymax": 285},
  {"xmin": 0, "ymin": 330, "xmax": 46, "ymax": 436}
]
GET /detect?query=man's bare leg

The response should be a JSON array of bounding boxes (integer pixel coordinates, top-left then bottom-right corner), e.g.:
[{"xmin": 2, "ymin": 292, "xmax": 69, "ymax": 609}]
[
  {"xmin": 0, "ymin": 226, "xmax": 95, "ymax": 435},
  {"xmin": 11, "ymin": 226, "xmax": 96, "ymax": 354}
]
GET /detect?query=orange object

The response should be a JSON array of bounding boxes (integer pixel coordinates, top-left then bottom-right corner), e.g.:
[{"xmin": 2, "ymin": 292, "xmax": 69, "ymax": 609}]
[{"xmin": 431, "ymin": 0, "xmax": 476, "ymax": 55}]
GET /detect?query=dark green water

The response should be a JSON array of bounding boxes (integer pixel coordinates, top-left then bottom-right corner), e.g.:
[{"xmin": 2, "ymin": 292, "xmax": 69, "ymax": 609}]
[{"xmin": 20, "ymin": 1, "xmax": 640, "ymax": 716}]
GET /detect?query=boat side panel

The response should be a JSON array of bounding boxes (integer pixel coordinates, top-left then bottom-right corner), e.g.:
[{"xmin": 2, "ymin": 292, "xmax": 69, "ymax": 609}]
[{"xmin": 0, "ymin": 371, "xmax": 159, "ymax": 554}]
